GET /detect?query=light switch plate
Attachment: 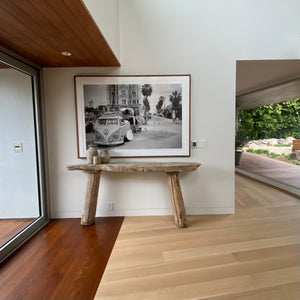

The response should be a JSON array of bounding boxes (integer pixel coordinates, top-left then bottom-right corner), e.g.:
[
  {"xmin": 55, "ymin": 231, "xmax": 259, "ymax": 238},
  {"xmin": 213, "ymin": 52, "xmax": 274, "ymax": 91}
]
[{"xmin": 198, "ymin": 139, "xmax": 207, "ymax": 148}]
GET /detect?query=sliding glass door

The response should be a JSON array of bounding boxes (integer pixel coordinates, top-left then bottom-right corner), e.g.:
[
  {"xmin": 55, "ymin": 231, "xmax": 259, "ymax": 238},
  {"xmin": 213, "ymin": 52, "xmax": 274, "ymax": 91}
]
[{"xmin": 0, "ymin": 49, "xmax": 48, "ymax": 263}]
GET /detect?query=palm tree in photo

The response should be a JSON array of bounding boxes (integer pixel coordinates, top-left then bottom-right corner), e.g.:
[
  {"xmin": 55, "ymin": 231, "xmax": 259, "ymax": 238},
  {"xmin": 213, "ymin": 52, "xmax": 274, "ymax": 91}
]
[
  {"xmin": 156, "ymin": 96, "xmax": 165, "ymax": 114},
  {"xmin": 141, "ymin": 84, "xmax": 152, "ymax": 123},
  {"xmin": 170, "ymin": 91, "xmax": 182, "ymax": 120}
]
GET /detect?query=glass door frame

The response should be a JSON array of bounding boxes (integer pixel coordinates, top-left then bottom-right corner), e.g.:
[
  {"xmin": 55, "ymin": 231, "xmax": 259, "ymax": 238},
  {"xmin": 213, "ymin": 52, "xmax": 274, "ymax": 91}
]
[{"xmin": 0, "ymin": 48, "xmax": 49, "ymax": 263}]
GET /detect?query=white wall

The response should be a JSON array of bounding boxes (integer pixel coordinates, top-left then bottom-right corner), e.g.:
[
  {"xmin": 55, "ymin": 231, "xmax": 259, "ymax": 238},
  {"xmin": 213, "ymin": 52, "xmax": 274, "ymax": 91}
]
[
  {"xmin": 44, "ymin": 0, "xmax": 300, "ymax": 218},
  {"xmin": 0, "ymin": 69, "xmax": 39, "ymax": 218}
]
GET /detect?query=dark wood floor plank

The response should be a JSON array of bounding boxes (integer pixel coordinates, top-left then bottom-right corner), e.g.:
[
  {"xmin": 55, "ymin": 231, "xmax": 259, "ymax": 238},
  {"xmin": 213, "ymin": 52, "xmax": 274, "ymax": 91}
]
[
  {"xmin": 0, "ymin": 217, "xmax": 124, "ymax": 300},
  {"xmin": 0, "ymin": 219, "xmax": 35, "ymax": 247}
]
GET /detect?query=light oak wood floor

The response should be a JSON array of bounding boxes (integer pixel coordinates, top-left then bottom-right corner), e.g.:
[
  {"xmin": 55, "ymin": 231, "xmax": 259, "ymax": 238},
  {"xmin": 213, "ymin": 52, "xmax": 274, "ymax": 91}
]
[{"xmin": 95, "ymin": 174, "xmax": 300, "ymax": 300}]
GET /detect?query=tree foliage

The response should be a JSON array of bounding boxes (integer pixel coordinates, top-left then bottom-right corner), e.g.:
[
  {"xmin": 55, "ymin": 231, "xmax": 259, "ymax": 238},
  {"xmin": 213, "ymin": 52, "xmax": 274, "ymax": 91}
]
[
  {"xmin": 156, "ymin": 96, "xmax": 165, "ymax": 113},
  {"xmin": 169, "ymin": 91, "xmax": 182, "ymax": 119},
  {"xmin": 238, "ymin": 98, "xmax": 300, "ymax": 140},
  {"xmin": 141, "ymin": 84, "xmax": 152, "ymax": 114},
  {"xmin": 143, "ymin": 97, "xmax": 150, "ymax": 113},
  {"xmin": 141, "ymin": 84, "xmax": 153, "ymax": 98}
]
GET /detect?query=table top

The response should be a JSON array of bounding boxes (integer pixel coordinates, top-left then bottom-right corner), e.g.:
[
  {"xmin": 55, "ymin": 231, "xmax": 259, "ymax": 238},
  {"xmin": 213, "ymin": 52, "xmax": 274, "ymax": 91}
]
[{"xmin": 67, "ymin": 162, "xmax": 201, "ymax": 173}]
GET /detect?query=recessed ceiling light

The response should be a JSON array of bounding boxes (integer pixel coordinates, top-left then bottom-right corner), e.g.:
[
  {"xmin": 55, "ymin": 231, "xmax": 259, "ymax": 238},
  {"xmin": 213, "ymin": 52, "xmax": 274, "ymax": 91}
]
[{"xmin": 61, "ymin": 51, "xmax": 72, "ymax": 56}]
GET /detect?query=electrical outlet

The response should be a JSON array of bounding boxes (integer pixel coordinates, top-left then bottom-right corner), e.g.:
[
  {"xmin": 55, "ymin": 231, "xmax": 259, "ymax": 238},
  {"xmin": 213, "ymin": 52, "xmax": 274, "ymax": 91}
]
[
  {"xmin": 192, "ymin": 140, "xmax": 197, "ymax": 148},
  {"xmin": 107, "ymin": 202, "xmax": 114, "ymax": 211}
]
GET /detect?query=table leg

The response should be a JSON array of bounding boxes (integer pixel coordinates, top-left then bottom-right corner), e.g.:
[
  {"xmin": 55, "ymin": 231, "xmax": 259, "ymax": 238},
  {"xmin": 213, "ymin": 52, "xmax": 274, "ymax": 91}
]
[
  {"xmin": 81, "ymin": 171, "xmax": 101, "ymax": 225},
  {"xmin": 167, "ymin": 172, "xmax": 188, "ymax": 228}
]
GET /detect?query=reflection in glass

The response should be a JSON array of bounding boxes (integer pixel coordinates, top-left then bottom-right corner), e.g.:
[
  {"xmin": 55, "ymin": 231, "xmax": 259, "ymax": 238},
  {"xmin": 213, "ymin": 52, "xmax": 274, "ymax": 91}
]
[{"xmin": 0, "ymin": 63, "xmax": 40, "ymax": 247}]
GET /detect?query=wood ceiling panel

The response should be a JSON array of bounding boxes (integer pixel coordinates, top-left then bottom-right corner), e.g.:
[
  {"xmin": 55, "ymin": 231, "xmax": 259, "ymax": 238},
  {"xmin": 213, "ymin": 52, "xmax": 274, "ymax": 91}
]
[
  {"xmin": 9, "ymin": 0, "xmax": 87, "ymax": 63},
  {"xmin": 26, "ymin": 0, "xmax": 100, "ymax": 66},
  {"xmin": 45, "ymin": 0, "xmax": 107, "ymax": 64},
  {"xmin": 0, "ymin": 0, "xmax": 120, "ymax": 67},
  {"xmin": 0, "ymin": 4, "xmax": 64, "ymax": 65},
  {"xmin": 0, "ymin": 24, "xmax": 55, "ymax": 66},
  {"xmin": 63, "ymin": 0, "xmax": 117, "ymax": 62}
]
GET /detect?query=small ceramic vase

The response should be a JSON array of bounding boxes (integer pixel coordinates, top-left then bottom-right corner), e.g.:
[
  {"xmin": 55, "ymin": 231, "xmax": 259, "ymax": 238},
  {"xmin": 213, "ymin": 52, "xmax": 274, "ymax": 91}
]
[
  {"xmin": 87, "ymin": 144, "xmax": 98, "ymax": 164},
  {"xmin": 100, "ymin": 149, "xmax": 111, "ymax": 164}
]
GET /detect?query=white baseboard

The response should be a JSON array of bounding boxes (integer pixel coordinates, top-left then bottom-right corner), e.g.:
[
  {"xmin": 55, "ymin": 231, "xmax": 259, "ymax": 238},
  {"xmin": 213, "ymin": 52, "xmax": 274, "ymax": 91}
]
[{"xmin": 51, "ymin": 207, "xmax": 234, "ymax": 218}]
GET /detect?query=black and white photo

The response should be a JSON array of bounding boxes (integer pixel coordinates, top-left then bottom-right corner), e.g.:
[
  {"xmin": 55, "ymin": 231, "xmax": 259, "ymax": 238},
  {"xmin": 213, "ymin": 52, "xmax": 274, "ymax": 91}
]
[{"xmin": 75, "ymin": 75, "xmax": 190, "ymax": 158}]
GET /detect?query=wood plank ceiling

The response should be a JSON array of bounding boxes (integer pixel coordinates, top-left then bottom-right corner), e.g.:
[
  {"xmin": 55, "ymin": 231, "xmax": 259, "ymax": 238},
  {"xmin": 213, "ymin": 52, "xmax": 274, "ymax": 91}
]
[{"xmin": 0, "ymin": 0, "xmax": 120, "ymax": 67}]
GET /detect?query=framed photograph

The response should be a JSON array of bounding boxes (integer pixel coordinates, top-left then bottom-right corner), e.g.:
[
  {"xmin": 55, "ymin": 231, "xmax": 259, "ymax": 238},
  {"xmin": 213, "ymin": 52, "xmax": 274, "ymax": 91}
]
[{"xmin": 74, "ymin": 75, "xmax": 191, "ymax": 158}]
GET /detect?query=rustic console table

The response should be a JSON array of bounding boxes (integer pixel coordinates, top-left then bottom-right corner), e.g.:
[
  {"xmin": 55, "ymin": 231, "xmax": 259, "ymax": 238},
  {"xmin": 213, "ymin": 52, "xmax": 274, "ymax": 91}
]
[{"xmin": 67, "ymin": 162, "xmax": 200, "ymax": 228}]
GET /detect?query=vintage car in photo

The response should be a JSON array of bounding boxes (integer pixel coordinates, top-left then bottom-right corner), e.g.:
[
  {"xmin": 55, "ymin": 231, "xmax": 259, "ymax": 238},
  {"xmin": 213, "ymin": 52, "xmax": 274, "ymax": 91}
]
[
  {"xmin": 94, "ymin": 113, "xmax": 133, "ymax": 146},
  {"xmin": 120, "ymin": 107, "xmax": 142, "ymax": 133}
]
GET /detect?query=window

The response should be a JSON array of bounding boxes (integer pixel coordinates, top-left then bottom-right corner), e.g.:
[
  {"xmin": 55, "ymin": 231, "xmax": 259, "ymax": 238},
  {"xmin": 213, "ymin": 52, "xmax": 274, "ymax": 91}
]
[{"xmin": 0, "ymin": 48, "xmax": 49, "ymax": 263}]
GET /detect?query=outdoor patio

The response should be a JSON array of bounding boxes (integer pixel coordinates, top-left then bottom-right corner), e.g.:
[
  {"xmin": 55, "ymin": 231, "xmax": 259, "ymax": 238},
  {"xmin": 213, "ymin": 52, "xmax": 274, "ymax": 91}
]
[{"xmin": 237, "ymin": 151, "xmax": 300, "ymax": 190}]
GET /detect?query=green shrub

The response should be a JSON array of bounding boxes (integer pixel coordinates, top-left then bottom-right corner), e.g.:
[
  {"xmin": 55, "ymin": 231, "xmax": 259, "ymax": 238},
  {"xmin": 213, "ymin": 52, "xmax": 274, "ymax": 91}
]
[
  {"xmin": 238, "ymin": 98, "xmax": 300, "ymax": 140},
  {"xmin": 282, "ymin": 153, "xmax": 292, "ymax": 159},
  {"xmin": 274, "ymin": 143, "xmax": 292, "ymax": 147},
  {"xmin": 235, "ymin": 129, "xmax": 250, "ymax": 150},
  {"xmin": 281, "ymin": 153, "xmax": 300, "ymax": 165},
  {"xmin": 268, "ymin": 152, "xmax": 279, "ymax": 158},
  {"xmin": 246, "ymin": 148, "xmax": 299, "ymax": 165},
  {"xmin": 255, "ymin": 149, "xmax": 269, "ymax": 155},
  {"xmin": 246, "ymin": 148, "xmax": 269, "ymax": 155}
]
